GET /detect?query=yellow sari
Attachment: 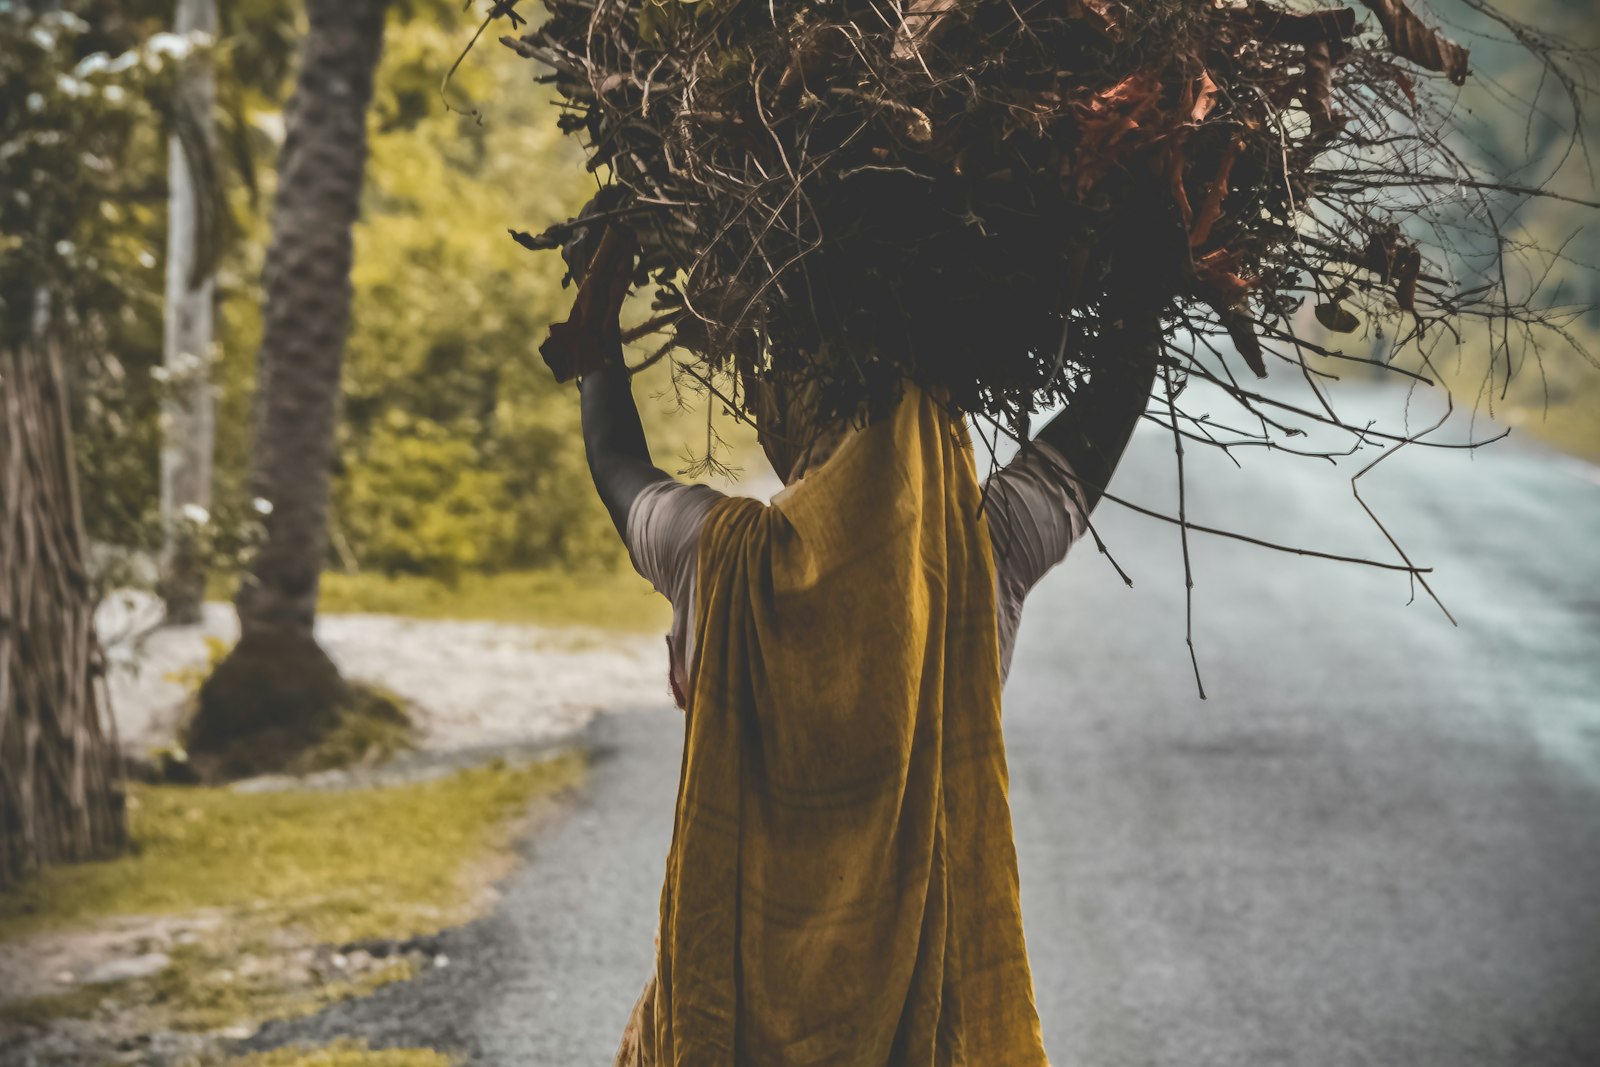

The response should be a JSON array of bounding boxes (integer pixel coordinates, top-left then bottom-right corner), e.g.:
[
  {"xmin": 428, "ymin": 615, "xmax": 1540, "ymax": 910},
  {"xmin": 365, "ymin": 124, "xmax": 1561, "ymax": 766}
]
[{"xmin": 619, "ymin": 386, "xmax": 1047, "ymax": 1066}]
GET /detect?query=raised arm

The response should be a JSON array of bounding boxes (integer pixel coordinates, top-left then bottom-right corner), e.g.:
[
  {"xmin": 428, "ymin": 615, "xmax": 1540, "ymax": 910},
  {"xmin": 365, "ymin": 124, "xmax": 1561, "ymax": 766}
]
[
  {"xmin": 580, "ymin": 359, "xmax": 670, "ymax": 538},
  {"xmin": 1031, "ymin": 312, "xmax": 1161, "ymax": 517},
  {"xmin": 542, "ymin": 220, "xmax": 671, "ymax": 539}
]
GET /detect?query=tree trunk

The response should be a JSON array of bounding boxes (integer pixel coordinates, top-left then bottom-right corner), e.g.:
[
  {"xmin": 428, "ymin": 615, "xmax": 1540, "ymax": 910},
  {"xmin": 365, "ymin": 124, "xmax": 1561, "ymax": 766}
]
[
  {"xmin": 188, "ymin": 0, "xmax": 388, "ymax": 780},
  {"xmin": 0, "ymin": 315, "xmax": 126, "ymax": 886},
  {"xmin": 160, "ymin": 0, "xmax": 219, "ymax": 626}
]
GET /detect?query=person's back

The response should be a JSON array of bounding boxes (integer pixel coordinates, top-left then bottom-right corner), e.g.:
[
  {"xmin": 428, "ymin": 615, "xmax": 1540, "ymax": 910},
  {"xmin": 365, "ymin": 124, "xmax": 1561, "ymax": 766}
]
[{"xmin": 553, "ymin": 226, "xmax": 1156, "ymax": 1064}]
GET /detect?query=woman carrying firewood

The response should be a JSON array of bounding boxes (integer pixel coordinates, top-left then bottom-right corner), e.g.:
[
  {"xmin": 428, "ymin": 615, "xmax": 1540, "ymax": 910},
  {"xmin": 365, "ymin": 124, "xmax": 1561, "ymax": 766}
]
[
  {"xmin": 497, "ymin": 0, "xmax": 1578, "ymax": 1055},
  {"xmin": 549, "ymin": 224, "xmax": 1157, "ymax": 1065}
]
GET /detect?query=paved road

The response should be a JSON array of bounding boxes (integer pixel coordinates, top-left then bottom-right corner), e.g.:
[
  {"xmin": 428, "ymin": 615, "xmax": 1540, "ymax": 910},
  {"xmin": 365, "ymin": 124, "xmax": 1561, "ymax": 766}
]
[{"xmin": 256, "ymin": 385, "xmax": 1600, "ymax": 1065}]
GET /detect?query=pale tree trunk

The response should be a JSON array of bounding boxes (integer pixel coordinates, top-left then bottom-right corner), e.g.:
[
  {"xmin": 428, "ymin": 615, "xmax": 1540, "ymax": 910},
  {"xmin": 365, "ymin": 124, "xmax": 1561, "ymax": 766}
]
[
  {"xmin": 0, "ymin": 300, "xmax": 126, "ymax": 886},
  {"xmin": 188, "ymin": 0, "xmax": 388, "ymax": 779},
  {"xmin": 160, "ymin": 0, "xmax": 218, "ymax": 626}
]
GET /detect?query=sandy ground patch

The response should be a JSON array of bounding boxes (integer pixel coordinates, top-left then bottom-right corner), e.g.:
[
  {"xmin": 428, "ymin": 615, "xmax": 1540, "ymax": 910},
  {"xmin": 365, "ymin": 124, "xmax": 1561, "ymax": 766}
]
[{"xmin": 99, "ymin": 595, "xmax": 672, "ymax": 759}]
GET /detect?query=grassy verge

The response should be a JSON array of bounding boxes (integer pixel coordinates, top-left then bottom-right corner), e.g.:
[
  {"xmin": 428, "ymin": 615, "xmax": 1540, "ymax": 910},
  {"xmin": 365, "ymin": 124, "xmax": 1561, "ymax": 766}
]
[
  {"xmin": 222, "ymin": 1040, "xmax": 455, "ymax": 1067},
  {"xmin": 0, "ymin": 755, "xmax": 583, "ymax": 1044},
  {"xmin": 313, "ymin": 568, "xmax": 669, "ymax": 632}
]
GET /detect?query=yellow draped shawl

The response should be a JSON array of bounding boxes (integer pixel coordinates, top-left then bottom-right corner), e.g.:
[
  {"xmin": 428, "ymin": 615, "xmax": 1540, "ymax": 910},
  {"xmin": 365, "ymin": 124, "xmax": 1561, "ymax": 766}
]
[{"xmin": 626, "ymin": 386, "xmax": 1047, "ymax": 1066}]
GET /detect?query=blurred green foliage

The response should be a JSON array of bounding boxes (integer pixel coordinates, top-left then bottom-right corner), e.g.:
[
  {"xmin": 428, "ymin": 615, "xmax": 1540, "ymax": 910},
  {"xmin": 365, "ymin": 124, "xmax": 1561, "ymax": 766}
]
[{"xmin": 215, "ymin": 8, "xmax": 627, "ymax": 578}]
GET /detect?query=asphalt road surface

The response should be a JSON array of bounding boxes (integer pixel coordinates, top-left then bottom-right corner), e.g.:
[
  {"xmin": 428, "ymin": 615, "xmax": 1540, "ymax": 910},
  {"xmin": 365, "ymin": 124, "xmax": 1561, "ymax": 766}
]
[{"xmin": 256, "ymin": 384, "xmax": 1600, "ymax": 1065}]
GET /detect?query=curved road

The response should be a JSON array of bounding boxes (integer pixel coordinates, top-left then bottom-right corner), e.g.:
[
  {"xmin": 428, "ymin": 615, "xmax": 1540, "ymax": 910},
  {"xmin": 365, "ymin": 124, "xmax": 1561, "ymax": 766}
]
[{"xmin": 255, "ymin": 385, "xmax": 1600, "ymax": 1065}]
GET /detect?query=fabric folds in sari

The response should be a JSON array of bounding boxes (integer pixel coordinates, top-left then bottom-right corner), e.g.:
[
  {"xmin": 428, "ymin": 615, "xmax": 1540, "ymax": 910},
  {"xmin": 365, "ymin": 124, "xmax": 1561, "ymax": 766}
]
[{"xmin": 620, "ymin": 386, "xmax": 1047, "ymax": 1066}]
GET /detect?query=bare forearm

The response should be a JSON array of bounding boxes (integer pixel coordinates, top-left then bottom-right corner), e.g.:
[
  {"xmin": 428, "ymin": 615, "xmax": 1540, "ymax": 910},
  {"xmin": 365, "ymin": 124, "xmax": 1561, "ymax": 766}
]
[
  {"xmin": 580, "ymin": 365, "xmax": 668, "ymax": 537},
  {"xmin": 1034, "ymin": 317, "xmax": 1160, "ymax": 515}
]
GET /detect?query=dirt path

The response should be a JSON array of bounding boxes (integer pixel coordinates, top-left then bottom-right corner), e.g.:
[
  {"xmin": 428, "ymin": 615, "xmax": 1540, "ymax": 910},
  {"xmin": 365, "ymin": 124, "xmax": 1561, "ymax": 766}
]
[{"xmin": 100, "ymin": 597, "xmax": 673, "ymax": 759}]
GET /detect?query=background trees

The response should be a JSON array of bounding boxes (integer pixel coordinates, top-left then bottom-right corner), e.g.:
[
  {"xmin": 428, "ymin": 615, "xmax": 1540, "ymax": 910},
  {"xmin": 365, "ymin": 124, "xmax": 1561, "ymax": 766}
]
[
  {"xmin": 0, "ymin": 4, "xmax": 172, "ymax": 883},
  {"xmin": 158, "ymin": 0, "xmax": 220, "ymax": 625},
  {"xmin": 187, "ymin": 0, "xmax": 391, "ymax": 778}
]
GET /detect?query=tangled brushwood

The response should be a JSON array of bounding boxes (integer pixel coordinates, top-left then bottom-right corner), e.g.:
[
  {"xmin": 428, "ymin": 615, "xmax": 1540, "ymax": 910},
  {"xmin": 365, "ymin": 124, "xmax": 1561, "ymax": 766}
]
[{"xmin": 492, "ymin": 0, "xmax": 1591, "ymax": 442}]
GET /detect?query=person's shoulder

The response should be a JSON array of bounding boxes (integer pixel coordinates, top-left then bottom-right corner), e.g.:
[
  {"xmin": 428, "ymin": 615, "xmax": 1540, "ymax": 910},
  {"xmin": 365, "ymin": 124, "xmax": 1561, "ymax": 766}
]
[{"xmin": 628, "ymin": 480, "xmax": 726, "ymax": 539}]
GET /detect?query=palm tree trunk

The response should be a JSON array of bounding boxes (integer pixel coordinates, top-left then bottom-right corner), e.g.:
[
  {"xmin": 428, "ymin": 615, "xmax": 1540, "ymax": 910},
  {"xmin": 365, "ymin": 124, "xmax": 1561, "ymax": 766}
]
[
  {"xmin": 160, "ymin": 0, "xmax": 219, "ymax": 626},
  {"xmin": 189, "ymin": 0, "xmax": 389, "ymax": 779}
]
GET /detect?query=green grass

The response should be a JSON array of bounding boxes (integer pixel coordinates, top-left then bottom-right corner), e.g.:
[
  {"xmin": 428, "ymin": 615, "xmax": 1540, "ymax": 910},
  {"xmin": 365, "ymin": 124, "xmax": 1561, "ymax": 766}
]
[
  {"xmin": 0, "ymin": 757, "xmax": 583, "ymax": 1038},
  {"xmin": 315, "ymin": 568, "xmax": 669, "ymax": 632},
  {"xmin": 223, "ymin": 1039, "xmax": 456, "ymax": 1067},
  {"xmin": 0, "ymin": 755, "xmax": 584, "ymax": 944}
]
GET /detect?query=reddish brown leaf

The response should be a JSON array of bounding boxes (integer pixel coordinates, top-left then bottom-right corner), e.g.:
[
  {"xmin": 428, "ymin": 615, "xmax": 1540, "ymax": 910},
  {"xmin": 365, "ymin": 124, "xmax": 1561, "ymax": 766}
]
[
  {"xmin": 1191, "ymin": 69, "xmax": 1220, "ymax": 122},
  {"xmin": 1189, "ymin": 138, "xmax": 1241, "ymax": 249},
  {"xmin": 540, "ymin": 227, "xmax": 638, "ymax": 383},
  {"xmin": 1194, "ymin": 247, "xmax": 1256, "ymax": 309},
  {"xmin": 1393, "ymin": 69, "xmax": 1418, "ymax": 108},
  {"xmin": 1359, "ymin": 0, "xmax": 1470, "ymax": 85},
  {"xmin": 1071, "ymin": 71, "xmax": 1164, "ymax": 194},
  {"xmin": 1195, "ymin": 247, "xmax": 1264, "ymax": 375}
]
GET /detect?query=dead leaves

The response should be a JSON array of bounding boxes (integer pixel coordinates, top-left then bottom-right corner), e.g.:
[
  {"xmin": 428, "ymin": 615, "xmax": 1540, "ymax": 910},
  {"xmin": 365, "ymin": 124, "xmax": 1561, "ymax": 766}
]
[
  {"xmin": 1363, "ymin": 227, "xmax": 1425, "ymax": 311},
  {"xmin": 539, "ymin": 227, "xmax": 638, "ymax": 383},
  {"xmin": 1070, "ymin": 71, "xmax": 1165, "ymax": 194},
  {"xmin": 1314, "ymin": 300, "xmax": 1361, "ymax": 332},
  {"xmin": 1358, "ymin": 0, "xmax": 1469, "ymax": 85},
  {"xmin": 1194, "ymin": 247, "xmax": 1268, "ymax": 378},
  {"xmin": 892, "ymin": 0, "xmax": 960, "ymax": 63}
]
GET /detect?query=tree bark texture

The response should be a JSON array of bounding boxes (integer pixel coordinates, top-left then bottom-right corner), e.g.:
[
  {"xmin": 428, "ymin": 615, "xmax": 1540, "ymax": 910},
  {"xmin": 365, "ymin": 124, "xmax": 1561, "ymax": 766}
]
[
  {"xmin": 236, "ymin": 0, "xmax": 387, "ymax": 642},
  {"xmin": 160, "ymin": 0, "xmax": 220, "ymax": 625},
  {"xmin": 189, "ymin": 0, "xmax": 387, "ymax": 778},
  {"xmin": 0, "ymin": 336, "xmax": 126, "ymax": 886}
]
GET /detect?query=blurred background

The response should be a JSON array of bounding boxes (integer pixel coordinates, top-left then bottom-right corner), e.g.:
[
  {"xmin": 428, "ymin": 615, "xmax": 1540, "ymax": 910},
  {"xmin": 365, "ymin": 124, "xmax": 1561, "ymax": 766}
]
[{"xmin": 0, "ymin": 1, "xmax": 1596, "ymax": 1065}]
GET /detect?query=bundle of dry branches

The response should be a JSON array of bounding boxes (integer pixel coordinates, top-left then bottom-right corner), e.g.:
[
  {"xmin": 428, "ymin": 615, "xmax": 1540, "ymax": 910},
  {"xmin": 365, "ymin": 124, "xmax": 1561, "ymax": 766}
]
[{"xmin": 491, "ymin": 0, "xmax": 1591, "ymax": 442}]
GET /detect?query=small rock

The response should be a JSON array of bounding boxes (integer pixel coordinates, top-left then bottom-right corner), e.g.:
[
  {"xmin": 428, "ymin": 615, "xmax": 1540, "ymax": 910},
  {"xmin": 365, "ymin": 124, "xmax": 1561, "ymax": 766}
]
[
  {"xmin": 220, "ymin": 1024, "xmax": 254, "ymax": 1040},
  {"xmin": 432, "ymin": 954, "xmax": 450, "ymax": 969},
  {"xmin": 55, "ymin": 970, "xmax": 75, "ymax": 984},
  {"xmin": 83, "ymin": 952, "xmax": 170, "ymax": 985},
  {"xmin": 330, "ymin": 953, "xmax": 348, "ymax": 970}
]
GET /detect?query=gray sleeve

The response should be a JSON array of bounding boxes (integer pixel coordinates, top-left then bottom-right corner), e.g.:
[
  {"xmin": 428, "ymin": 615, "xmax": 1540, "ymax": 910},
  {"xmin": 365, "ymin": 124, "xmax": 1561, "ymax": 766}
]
[
  {"xmin": 985, "ymin": 440, "xmax": 1088, "ymax": 602},
  {"xmin": 624, "ymin": 480, "xmax": 725, "ymax": 611}
]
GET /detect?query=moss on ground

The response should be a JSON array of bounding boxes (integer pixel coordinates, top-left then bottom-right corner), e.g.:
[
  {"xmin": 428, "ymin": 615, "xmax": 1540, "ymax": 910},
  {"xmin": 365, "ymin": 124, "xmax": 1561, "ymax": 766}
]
[
  {"xmin": 221, "ymin": 1038, "xmax": 455, "ymax": 1066},
  {"xmin": 289, "ymin": 685, "xmax": 416, "ymax": 775},
  {"xmin": 0, "ymin": 754, "xmax": 583, "ymax": 944}
]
